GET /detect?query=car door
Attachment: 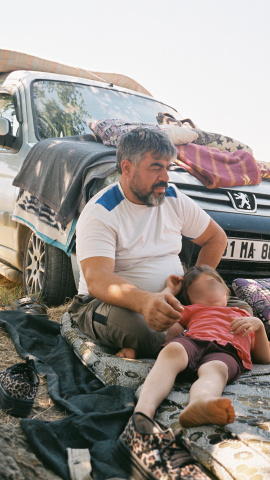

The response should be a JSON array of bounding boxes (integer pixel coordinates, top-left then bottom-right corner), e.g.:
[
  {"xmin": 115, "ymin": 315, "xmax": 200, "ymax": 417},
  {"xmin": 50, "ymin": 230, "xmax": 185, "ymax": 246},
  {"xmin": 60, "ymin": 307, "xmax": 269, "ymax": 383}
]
[
  {"xmin": 0, "ymin": 89, "xmax": 27, "ymax": 268},
  {"xmin": 0, "ymin": 92, "xmax": 20, "ymax": 247}
]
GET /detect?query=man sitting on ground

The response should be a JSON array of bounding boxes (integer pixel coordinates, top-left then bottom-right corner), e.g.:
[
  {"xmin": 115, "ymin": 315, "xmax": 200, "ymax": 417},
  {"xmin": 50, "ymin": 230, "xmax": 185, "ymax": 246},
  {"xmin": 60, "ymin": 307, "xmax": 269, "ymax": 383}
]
[{"xmin": 68, "ymin": 127, "xmax": 227, "ymax": 358}]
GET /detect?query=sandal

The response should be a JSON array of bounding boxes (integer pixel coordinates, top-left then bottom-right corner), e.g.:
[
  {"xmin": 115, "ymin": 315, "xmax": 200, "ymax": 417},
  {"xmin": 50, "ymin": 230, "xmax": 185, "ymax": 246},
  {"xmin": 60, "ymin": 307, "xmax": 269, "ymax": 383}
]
[{"xmin": 10, "ymin": 296, "xmax": 48, "ymax": 316}]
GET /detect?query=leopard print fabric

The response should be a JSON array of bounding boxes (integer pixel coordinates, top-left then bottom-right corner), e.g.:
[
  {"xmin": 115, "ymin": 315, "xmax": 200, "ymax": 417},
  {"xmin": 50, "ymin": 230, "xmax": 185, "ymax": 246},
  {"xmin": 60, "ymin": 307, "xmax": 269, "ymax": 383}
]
[
  {"xmin": 0, "ymin": 363, "xmax": 39, "ymax": 400},
  {"xmin": 121, "ymin": 414, "xmax": 210, "ymax": 479}
]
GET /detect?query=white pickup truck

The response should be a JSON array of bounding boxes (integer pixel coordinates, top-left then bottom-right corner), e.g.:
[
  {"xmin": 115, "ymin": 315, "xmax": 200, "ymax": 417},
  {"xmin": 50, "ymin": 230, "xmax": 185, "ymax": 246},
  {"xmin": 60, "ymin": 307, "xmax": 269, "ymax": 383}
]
[{"xmin": 1, "ymin": 51, "xmax": 270, "ymax": 305}]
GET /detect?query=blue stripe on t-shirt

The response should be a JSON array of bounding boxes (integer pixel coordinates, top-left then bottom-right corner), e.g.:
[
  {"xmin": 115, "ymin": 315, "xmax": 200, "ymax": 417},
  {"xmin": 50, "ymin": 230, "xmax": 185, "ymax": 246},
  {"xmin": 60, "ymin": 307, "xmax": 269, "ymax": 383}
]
[
  {"xmin": 165, "ymin": 185, "xmax": 177, "ymax": 198},
  {"xmin": 95, "ymin": 184, "xmax": 124, "ymax": 211}
]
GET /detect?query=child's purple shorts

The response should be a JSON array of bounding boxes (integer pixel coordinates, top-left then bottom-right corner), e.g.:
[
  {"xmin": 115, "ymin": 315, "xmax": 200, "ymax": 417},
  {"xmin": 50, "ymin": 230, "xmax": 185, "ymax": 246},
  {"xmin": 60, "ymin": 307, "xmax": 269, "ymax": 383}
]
[{"xmin": 163, "ymin": 336, "xmax": 246, "ymax": 383}]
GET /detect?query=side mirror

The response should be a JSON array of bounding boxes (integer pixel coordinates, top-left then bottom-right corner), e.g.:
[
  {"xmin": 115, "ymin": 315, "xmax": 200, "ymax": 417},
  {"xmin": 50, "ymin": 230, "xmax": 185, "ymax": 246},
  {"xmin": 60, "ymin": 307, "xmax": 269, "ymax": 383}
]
[
  {"xmin": 0, "ymin": 117, "xmax": 10, "ymax": 136},
  {"xmin": 0, "ymin": 117, "xmax": 21, "ymax": 151}
]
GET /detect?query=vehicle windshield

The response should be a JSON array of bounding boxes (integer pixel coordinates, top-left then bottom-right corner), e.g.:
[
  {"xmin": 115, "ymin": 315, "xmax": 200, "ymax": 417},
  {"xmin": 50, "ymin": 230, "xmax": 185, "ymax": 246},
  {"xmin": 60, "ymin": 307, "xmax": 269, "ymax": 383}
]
[{"xmin": 32, "ymin": 80, "xmax": 182, "ymax": 139}]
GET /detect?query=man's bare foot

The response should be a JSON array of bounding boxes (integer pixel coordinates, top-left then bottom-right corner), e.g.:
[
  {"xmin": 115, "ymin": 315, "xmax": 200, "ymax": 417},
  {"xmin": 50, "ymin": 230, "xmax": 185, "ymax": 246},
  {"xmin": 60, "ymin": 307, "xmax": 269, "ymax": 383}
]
[
  {"xmin": 115, "ymin": 347, "xmax": 136, "ymax": 359},
  {"xmin": 179, "ymin": 397, "xmax": 235, "ymax": 427}
]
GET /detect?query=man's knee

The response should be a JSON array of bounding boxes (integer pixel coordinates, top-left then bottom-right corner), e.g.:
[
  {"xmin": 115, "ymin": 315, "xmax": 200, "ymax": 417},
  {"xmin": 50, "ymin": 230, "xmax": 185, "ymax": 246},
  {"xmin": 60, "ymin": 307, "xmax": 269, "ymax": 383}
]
[{"xmin": 68, "ymin": 294, "xmax": 100, "ymax": 339}]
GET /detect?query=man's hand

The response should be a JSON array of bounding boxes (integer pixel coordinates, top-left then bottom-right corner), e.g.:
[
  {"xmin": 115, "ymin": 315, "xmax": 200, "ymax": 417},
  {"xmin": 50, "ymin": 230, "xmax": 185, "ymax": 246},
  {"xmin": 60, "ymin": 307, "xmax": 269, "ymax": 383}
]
[
  {"xmin": 141, "ymin": 291, "xmax": 184, "ymax": 332},
  {"xmin": 81, "ymin": 256, "xmax": 183, "ymax": 332}
]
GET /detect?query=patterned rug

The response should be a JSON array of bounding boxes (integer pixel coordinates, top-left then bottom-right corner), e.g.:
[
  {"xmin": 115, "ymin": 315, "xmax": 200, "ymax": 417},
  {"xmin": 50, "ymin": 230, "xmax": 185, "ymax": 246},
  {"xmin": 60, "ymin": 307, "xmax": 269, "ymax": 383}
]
[{"xmin": 61, "ymin": 312, "xmax": 270, "ymax": 480}]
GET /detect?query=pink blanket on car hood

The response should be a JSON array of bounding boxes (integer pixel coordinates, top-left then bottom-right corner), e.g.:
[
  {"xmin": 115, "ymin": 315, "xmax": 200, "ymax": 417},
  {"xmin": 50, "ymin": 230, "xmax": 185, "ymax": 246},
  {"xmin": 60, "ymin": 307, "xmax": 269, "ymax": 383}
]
[{"xmin": 175, "ymin": 144, "xmax": 261, "ymax": 188}]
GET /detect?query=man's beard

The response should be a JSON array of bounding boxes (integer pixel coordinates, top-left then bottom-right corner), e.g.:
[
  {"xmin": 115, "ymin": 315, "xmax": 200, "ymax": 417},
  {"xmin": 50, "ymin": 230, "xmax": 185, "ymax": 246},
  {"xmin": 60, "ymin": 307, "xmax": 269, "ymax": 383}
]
[
  {"xmin": 141, "ymin": 191, "xmax": 166, "ymax": 207},
  {"xmin": 130, "ymin": 179, "xmax": 168, "ymax": 207}
]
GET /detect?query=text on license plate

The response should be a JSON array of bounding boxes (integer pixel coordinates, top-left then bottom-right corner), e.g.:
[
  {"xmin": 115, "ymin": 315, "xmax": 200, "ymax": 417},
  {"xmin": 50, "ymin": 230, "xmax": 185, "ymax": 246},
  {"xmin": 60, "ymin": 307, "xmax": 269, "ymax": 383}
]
[{"xmin": 222, "ymin": 238, "xmax": 270, "ymax": 262}]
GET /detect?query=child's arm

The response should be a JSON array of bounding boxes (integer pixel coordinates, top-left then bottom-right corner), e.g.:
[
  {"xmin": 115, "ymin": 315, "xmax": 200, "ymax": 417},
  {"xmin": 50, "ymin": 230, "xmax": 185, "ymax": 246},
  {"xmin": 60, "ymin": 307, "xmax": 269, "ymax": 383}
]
[
  {"xmin": 250, "ymin": 321, "xmax": 270, "ymax": 364},
  {"xmin": 163, "ymin": 274, "xmax": 183, "ymax": 297},
  {"xmin": 230, "ymin": 316, "xmax": 270, "ymax": 364},
  {"xmin": 165, "ymin": 322, "xmax": 185, "ymax": 342}
]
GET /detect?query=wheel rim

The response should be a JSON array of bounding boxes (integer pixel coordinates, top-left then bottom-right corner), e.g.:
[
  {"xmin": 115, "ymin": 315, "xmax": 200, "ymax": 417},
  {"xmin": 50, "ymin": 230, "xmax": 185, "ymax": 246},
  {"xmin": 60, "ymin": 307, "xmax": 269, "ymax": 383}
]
[{"xmin": 25, "ymin": 233, "xmax": 46, "ymax": 294}]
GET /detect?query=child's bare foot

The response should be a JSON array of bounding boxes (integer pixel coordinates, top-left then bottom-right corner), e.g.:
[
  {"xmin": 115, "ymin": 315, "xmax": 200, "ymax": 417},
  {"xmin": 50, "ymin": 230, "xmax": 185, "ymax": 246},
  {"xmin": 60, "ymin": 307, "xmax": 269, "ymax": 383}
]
[
  {"xmin": 115, "ymin": 347, "xmax": 136, "ymax": 359},
  {"xmin": 179, "ymin": 397, "xmax": 235, "ymax": 427}
]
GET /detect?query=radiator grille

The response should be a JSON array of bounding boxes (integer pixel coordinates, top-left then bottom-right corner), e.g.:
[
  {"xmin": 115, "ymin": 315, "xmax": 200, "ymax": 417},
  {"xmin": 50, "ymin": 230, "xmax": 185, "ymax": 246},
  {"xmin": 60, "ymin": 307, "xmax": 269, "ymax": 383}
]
[{"xmin": 171, "ymin": 177, "xmax": 270, "ymax": 217}]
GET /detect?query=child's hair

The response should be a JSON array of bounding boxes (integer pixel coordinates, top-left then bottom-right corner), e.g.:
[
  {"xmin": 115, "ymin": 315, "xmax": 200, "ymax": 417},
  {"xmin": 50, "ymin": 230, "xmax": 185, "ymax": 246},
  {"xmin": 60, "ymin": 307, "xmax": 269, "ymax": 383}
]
[{"xmin": 181, "ymin": 265, "xmax": 231, "ymax": 305}]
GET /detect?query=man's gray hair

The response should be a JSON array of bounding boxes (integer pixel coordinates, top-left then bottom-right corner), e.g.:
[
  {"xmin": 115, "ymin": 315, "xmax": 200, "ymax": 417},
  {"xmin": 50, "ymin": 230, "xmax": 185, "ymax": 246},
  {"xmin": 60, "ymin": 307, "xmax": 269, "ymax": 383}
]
[{"xmin": 116, "ymin": 127, "xmax": 177, "ymax": 173}]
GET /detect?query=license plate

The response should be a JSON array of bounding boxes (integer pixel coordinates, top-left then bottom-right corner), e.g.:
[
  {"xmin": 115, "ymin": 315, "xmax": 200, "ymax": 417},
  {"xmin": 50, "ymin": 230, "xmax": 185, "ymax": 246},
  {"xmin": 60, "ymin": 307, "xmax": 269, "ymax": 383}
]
[{"xmin": 222, "ymin": 238, "xmax": 270, "ymax": 262}]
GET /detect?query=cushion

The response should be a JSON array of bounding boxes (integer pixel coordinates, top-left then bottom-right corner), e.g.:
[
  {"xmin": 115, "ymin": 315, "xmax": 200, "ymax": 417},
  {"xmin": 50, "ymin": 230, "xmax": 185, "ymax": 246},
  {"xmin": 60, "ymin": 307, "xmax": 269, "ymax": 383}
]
[
  {"xmin": 231, "ymin": 278, "xmax": 270, "ymax": 338},
  {"xmin": 207, "ymin": 136, "xmax": 253, "ymax": 154},
  {"xmin": 160, "ymin": 124, "xmax": 198, "ymax": 145},
  {"xmin": 88, "ymin": 119, "xmax": 159, "ymax": 146},
  {"xmin": 194, "ymin": 129, "xmax": 253, "ymax": 154}
]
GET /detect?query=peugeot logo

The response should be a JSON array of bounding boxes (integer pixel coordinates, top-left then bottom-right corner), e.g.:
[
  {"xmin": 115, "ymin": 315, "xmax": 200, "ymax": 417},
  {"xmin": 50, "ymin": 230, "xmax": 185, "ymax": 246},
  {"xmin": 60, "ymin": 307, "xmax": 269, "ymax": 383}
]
[{"xmin": 227, "ymin": 191, "xmax": 257, "ymax": 213}]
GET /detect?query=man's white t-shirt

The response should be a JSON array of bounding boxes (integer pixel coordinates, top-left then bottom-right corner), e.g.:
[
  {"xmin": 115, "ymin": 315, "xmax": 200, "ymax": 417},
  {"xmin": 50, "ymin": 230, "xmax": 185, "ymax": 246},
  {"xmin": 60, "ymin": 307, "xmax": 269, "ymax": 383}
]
[{"xmin": 76, "ymin": 182, "xmax": 210, "ymax": 295}]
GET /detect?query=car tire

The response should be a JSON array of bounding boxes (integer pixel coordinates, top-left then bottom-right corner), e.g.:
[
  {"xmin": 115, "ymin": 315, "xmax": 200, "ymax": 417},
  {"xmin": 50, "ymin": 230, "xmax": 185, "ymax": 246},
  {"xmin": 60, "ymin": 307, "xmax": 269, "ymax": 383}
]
[{"xmin": 23, "ymin": 230, "xmax": 77, "ymax": 306}]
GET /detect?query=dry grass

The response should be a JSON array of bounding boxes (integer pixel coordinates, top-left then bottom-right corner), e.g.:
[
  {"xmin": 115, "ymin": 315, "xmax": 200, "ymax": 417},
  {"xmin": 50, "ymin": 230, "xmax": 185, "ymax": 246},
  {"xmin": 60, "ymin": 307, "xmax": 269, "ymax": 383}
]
[
  {"xmin": 0, "ymin": 275, "xmax": 71, "ymax": 426},
  {"xmin": 0, "ymin": 277, "xmax": 24, "ymax": 307}
]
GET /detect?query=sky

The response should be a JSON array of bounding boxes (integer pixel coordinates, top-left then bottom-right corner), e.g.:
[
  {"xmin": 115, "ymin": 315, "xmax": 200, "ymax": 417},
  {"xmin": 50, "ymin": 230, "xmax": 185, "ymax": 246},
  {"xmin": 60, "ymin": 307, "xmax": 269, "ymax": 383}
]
[{"xmin": 1, "ymin": 0, "xmax": 270, "ymax": 160}]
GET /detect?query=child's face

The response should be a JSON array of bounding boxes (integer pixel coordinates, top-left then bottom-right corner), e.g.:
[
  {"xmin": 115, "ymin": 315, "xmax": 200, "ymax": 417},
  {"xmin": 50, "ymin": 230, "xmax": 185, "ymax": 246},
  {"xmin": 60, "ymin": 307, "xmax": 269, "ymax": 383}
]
[{"xmin": 187, "ymin": 273, "xmax": 228, "ymax": 307}]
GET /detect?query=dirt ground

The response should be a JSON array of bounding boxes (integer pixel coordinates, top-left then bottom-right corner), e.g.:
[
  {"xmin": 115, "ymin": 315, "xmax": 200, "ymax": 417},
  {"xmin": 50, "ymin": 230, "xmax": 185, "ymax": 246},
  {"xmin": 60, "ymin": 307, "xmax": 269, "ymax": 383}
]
[{"xmin": 0, "ymin": 275, "xmax": 71, "ymax": 479}]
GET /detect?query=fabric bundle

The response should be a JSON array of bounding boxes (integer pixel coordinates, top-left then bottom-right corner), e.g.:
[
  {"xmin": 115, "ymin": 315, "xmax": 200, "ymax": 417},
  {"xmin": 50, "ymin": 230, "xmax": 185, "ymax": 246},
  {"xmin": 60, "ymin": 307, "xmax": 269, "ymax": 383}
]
[{"xmin": 175, "ymin": 143, "xmax": 261, "ymax": 189}]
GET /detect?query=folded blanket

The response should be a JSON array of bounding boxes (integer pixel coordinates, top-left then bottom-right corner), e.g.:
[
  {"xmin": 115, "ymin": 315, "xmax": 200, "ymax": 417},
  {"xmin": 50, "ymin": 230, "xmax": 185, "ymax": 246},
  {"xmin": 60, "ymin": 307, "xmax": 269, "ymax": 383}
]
[
  {"xmin": 13, "ymin": 138, "xmax": 116, "ymax": 228},
  {"xmin": 12, "ymin": 190, "xmax": 77, "ymax": 254},
  {"xmin": 257, "ymin": 160, "xmax": 270, "ymax": 181},
  {"xmin": 176, "ymin": 144, "xmax": 261, "ymax": 189},
  {"xmin": 12, "ymin": 165, "xmax": 118, "ymax": 255}
]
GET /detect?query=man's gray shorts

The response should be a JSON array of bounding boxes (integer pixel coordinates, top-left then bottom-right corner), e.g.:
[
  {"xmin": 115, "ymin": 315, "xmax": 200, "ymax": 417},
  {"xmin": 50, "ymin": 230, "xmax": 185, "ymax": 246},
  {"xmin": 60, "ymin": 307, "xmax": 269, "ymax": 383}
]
[
  {"xmin": 68, "ymin": 294, "xmax": 166, "ymax": 358},
  {"xmin": 68, "ymin": 294, "xmax": 253, "ymax": 359}
]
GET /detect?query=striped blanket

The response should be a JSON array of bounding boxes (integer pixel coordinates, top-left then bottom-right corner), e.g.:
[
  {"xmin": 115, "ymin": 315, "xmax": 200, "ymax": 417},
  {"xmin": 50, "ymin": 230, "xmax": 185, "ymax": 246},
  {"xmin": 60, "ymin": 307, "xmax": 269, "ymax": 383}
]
[{"xmin": 175, "ymin": 144, "xmax": 261, "ymax": 189}]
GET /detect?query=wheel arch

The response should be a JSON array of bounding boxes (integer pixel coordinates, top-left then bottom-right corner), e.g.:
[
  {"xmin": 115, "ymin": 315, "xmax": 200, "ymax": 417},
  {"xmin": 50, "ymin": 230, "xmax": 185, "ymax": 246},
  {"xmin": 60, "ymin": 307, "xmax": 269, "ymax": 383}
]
[{"xmin": 14, "ymin": 222, "xmax": 32, "ymax": 271}]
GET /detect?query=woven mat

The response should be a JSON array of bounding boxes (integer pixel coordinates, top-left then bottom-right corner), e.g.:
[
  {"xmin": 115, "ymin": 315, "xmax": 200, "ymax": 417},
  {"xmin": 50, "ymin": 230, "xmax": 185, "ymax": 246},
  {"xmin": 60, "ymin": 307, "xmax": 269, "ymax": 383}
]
[{"xmin": 61, "ymin": 312, "xmax": 270, "ymax": 480}]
